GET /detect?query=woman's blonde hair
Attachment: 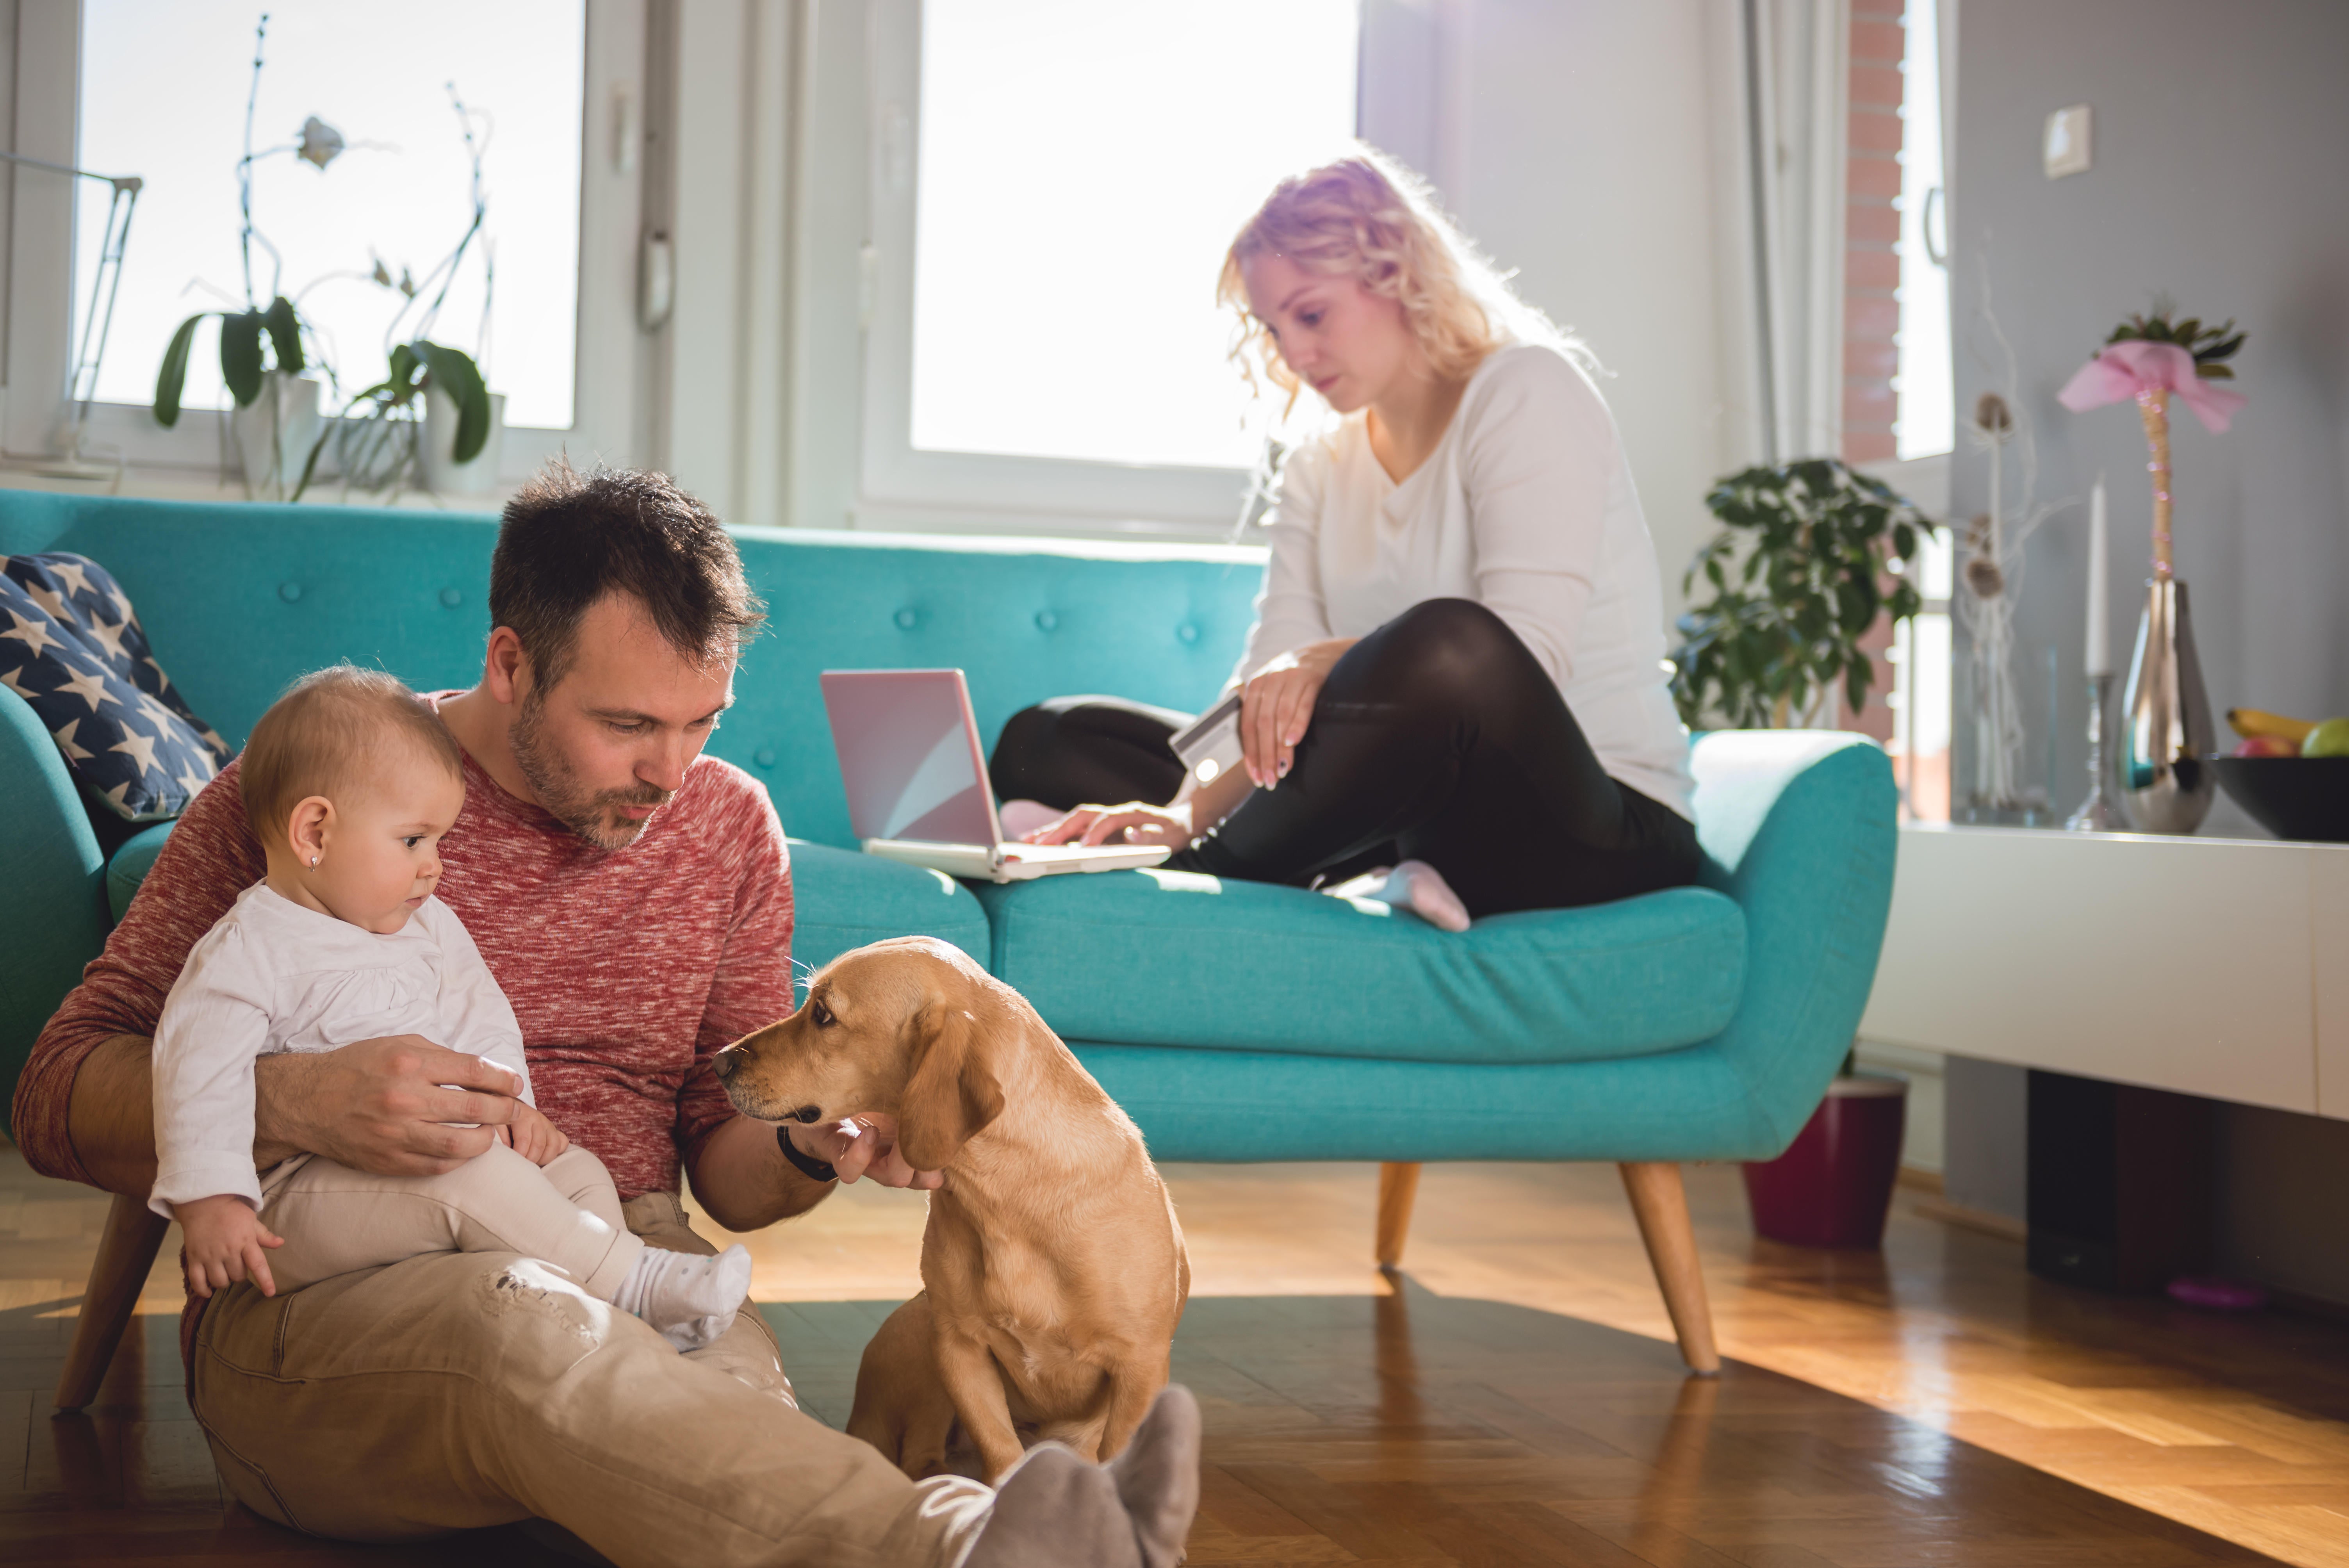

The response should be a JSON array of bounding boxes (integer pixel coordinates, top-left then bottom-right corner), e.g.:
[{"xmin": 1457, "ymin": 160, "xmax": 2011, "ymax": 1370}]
[{"xmin": 1217, "ymin": 145, "xmax": 1581, "ymax": 421}]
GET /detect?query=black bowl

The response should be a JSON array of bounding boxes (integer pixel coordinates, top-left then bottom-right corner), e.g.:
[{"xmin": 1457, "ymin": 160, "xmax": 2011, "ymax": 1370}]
[{"xmin": 2210, "ymin": 755, "xmax": 2349, "ymax": 842}]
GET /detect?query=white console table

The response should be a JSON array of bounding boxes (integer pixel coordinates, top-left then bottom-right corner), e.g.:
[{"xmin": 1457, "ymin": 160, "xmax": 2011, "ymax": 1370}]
[{"xmin": 1858, "ymin": 824, "xmax": 2349, "ymax": 1118}]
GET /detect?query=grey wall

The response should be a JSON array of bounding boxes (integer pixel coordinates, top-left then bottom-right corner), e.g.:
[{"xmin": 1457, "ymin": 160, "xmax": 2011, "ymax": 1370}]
[
  {"xmin": 1952, "ymin": 0, "xmax": 2349, "ymax": 834},
  {"xmin": 1949, "ymin": 0, "xmax": 2349, "ymax": 1301}
]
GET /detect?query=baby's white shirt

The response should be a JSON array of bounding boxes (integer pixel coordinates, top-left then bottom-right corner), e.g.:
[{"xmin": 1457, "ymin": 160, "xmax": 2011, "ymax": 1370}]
[{"xmin": 148, "ymin": 882, "xmax": 531, "ymax": 1219}]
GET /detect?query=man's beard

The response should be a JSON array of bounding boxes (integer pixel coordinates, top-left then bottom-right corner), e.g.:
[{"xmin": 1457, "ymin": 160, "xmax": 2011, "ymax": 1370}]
[{"xmin": 511, "ymin": 692, "xmax": 673, "ymax": 851}]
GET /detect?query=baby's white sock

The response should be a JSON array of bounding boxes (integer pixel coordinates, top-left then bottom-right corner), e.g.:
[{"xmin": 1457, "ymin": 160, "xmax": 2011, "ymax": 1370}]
[
  {"xmin": 1326, "ymin": 859, "xmax": 1472, "ymax": 932},
  {"xmin": 614, "ymin": 1244, "xmax": 753, "ymax": 1351}
]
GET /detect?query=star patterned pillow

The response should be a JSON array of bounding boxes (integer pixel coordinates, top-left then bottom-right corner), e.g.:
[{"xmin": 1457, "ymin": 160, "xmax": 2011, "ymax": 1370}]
[{"xmin": 1, "ymin": 552, "xmax": 230, "ymax": 821}]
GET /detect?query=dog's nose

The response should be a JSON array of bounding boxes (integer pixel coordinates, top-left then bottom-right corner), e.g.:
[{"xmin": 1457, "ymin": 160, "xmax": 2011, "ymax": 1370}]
[{"xmin": 711, "ymin": 1050, "xmax": 740, "ymax": 1081}]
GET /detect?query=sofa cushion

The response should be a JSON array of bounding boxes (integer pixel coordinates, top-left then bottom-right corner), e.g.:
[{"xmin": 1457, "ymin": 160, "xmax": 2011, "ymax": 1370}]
[
  {"xmin": 2, "ymin": 552, "xmax": 229, "ymax": 820},
  {"xmin": 973, "ymin": 869, "xmax": 1745, "ymax": 1065},
  {"xmin": 778, "ymin": 839, "xmax": 992, "ymax": 983},
  {"xmin": 108, "ymin": 821, "xmax": 176, "ymax": 923}
]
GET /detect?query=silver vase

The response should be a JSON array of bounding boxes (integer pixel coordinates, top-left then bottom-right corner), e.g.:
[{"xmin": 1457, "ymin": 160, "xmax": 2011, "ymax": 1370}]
[{"xmin": 2116, "ymin": 578, "xmax": 2216, "ymax": 834}]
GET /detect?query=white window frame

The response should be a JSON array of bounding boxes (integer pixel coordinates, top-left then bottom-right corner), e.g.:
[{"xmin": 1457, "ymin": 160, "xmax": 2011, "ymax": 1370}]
[
  {"xmin": 2, "ymin": 0, "xmax": 650, "ymax": 489},
  {"xmin": 852, "ymin": 0, "xmax": 1340, "ymax": 539}
]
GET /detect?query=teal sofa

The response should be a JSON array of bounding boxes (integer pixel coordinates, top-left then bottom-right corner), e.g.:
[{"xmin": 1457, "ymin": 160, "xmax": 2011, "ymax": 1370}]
[{"xmin": 3, "ymin": 491, "xmax": 1896, "ymax": 1378}]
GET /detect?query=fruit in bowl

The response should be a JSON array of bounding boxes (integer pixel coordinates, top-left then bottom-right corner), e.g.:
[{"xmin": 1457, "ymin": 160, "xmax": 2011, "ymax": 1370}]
[
  {"xmin": 2215, "ymin": 708, "xmax": 2349, "ymax": 840},
  {"xmin": 2304, "ymin": 718, "xmax": 2349, "ymax": 758},
  {"xmin": 2229, "ymin": 706, "xmax": 2319, "ymax": 745}
]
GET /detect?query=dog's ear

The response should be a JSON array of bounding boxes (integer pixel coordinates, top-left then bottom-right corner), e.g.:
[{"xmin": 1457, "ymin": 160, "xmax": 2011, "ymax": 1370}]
[{"xmin": 897, "ymin": 999, "xmax": 1005, "ymax": 1171}]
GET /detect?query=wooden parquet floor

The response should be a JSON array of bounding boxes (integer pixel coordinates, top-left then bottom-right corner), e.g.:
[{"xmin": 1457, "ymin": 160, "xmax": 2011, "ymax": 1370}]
[{"xmin": 5, "ymin": 1146, "xmax": 2344, "ymax": 1564}]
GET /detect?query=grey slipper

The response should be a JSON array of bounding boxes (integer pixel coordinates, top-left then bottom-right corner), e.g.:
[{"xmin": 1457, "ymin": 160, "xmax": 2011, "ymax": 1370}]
[
  {"xmin": 961, "ymin": 1384, "xmax": 1203, "ymax": 1568},
  {"xmin": 961, "ymin": 1442, "xmax": 1141, "ymax": 1568},
  {"xmin": 1107, "ymin": 1386, "xmax": 1202, "ymax": 1568}
]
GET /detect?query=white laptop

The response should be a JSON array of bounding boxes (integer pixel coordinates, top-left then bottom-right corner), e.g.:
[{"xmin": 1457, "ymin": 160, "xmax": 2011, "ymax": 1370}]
[{"xmin": 819, "ymin": 669, "xmax": 1171, "ymax": 883}]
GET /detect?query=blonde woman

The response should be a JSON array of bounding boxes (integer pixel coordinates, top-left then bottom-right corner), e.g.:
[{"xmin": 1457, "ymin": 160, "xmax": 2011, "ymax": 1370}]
[{"xmin": 995, "ymin": 151, "xmax": 1697, "ymax": 927}]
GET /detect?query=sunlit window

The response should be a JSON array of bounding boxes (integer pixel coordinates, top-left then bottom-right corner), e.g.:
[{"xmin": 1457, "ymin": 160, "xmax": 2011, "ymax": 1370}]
[
  {"xmin": 909, "ymin": 0, "xmax": 1358, "ymax": 471},
  {"xmin": 76, "ymin": 0, "xmax": 584, "ymax": 430},
  {"xmin": 1888, "ymin": 0, "xmax": 1952, "ymax": 819}
]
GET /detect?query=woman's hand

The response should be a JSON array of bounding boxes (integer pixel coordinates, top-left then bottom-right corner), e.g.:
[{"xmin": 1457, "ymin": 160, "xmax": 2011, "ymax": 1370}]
[
  {"xmin": 1241, "ymin": 638, "xmax": 1356, "ymax": 785},
  {"xmin": 1021, "ymin": 800, "xmax": 1194, "ymax": 848}
]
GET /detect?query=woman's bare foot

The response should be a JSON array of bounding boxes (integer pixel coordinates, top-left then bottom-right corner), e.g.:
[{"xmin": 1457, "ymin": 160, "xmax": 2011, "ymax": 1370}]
[{"xmin": 1326, "ymin": 859, "xmax": 1471, "ymax": 932}]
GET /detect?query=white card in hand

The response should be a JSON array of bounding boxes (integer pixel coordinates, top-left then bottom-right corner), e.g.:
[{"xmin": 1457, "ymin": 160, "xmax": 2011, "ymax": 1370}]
[{"xmin": 1169, "ymin": 695, "xmax": 1244, "ymax": 785}]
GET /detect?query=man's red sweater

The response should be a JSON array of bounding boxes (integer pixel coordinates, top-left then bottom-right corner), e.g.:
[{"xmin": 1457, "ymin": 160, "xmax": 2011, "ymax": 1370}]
[{"xmin": 12, "ymin": 700, "xmax": 796, "ymax": 1203}]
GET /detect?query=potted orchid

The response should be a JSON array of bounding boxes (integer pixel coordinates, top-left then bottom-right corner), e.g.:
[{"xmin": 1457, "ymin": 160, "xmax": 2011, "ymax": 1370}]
[{"xmin": 148, "ymin": 16, "xmax": 493, "ymax": 501}]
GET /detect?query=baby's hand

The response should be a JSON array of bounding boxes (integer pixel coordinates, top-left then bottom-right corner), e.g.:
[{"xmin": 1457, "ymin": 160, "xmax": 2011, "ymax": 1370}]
[
  {"xmin": 500, "ymin": 1103, "xmax": 571, "ymax": 1167},
  {"xmin": 174, "ymin": 1194, "xmax": 284, "ymax": 1300}
]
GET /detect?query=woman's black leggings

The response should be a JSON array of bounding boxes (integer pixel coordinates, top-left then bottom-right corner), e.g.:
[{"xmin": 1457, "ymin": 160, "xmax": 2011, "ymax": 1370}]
[{"xmin": 987, "ymin": 598, "xmax": 1700, "ymax": 919}]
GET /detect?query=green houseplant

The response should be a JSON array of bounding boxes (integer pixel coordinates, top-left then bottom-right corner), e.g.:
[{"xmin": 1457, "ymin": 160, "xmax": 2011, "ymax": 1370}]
[
  {"xmin": 1670, "ymin": 457, "xmax": 1935, "ymax": 731},
  {"xmin": 149, "ymin": 16, "xmax": 492, "ymax": 498},
  {"xmin": 1672, "ymin": 456, "xmax": 1937, "ymax": 1250}
]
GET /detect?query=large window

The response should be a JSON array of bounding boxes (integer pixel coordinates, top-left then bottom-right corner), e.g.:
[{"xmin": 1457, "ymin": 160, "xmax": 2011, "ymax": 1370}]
[
  {"xmin": 863, "ymin": 0, "xmax": 1359, "ymax": 531},
  {"xmin": 77, "ymin": 0, "xmax": 583, "ymax": 434},
  {"xmin": 76, "ymin": 1, "xmax": 583, "ymax": 432},
  {"xmin": 8, "ymin": 0, "xmax": 642, "ymax": 482}
]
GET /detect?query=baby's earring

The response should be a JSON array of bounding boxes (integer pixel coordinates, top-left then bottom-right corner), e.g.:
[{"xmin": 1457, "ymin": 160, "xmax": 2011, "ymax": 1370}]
[{"xmin": 309, "ymin": 853, "xmax": 321, "ymax": 869}]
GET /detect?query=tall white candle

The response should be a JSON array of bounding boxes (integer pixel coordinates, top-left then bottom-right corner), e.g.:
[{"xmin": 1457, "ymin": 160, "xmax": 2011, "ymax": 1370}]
[{"xmin": 2085, "ymin": 474, "xmax": 2110, "ymax": 676}]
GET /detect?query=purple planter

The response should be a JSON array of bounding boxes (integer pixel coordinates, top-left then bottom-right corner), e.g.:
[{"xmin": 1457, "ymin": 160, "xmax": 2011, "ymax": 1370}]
[{"xmin": 1742, "ymin": 1073, "xmax": 1908, "ymax": 1249}]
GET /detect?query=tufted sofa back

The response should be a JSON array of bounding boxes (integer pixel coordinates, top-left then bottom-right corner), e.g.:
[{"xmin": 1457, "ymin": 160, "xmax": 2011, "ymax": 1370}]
[{"xmin": 0, "ymin": 491, "xmax": 1267, "ymax": 846}]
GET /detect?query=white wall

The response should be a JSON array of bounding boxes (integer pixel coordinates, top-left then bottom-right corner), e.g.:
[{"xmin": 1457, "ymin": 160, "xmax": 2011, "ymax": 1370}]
[{"xmin": 1417, "ymin": 0, "xmax": 1752, "ymax": 610}]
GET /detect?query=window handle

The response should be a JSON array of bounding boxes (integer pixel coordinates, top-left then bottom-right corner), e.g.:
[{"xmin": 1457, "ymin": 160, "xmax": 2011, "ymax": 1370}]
[{"xmin": 639, "ymin": 230, "xmax": 674, "ymax": 331}]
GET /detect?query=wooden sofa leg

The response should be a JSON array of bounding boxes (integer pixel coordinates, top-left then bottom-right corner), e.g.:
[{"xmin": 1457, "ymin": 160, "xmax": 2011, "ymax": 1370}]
[
  {"xmin": 1375, "ymin": 1162, "xmax": 1421, "ymax": 1269},
  {"xmin": 1618, "ymin": 1162, "xmax": 1721, "ymax": 1376},
  {"xmin": 56, "ymin": 1193, "xmax": 169, "ymax": 1411}
]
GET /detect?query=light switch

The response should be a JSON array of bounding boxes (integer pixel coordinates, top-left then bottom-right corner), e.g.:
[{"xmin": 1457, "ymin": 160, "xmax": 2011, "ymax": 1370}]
[{"xmin": 2044, "ymin": 105, "xmax": 2092, "ymax": 179}]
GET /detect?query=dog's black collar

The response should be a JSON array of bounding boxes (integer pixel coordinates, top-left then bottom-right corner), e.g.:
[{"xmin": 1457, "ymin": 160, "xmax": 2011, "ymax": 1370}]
[{"xmin": 777, "ymin": 1123, "xmax": 839, "ymax": 1183}]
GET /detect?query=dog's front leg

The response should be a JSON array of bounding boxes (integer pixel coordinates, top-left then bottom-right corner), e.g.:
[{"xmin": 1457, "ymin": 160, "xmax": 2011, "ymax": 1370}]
[
  {"xmin": 933, "ymin": 1331, "xmax": 1025, "ymax": 1481},
  {"xmin": 1097, "ymin": 1358, "xmax": 1171, "ymax": 1463}
]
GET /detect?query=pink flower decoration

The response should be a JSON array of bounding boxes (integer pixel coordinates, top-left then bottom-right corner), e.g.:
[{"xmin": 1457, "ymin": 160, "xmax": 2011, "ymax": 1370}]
[{"xmin": 2057, "ymin": 339, "xmax": 2246, "ymax": 433}]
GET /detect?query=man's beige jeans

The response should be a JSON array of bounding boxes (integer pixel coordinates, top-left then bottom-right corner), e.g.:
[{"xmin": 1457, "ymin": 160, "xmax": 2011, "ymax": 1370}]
[
  {"xmin": 258, "ymin": 1144, "xmax": 645, "ymax": 1300},
  {"xmin": 190, "ymin": 1189, "xmax": 992, "ymax": 1567}
]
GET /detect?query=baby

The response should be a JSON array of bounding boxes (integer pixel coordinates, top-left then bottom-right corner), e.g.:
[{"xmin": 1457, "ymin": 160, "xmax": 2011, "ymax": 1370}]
[{"xmin": 149, "ymin": 666, "xmax": 751, "ymax": 1349}]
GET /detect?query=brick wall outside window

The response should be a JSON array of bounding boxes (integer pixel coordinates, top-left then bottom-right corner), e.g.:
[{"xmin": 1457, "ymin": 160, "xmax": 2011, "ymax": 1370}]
[
  {"xmin": 1841, "ymin": 0, "xmax": 1906, "ymax": 741},
  {"xmin": 1844, "ymin": 0, "xmax": 1904, "ymax": 466}
]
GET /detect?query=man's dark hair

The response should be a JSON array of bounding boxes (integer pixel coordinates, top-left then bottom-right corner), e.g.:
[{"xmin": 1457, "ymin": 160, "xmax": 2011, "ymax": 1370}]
[{"xmin": 490, "ymin": 460, "xmax": 766, "ymax": 691}]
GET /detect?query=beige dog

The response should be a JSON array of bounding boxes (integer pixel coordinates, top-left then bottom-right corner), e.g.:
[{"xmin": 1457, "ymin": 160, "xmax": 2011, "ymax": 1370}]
[{"xmin": 713, "ymin": 937, "xmax": 1190, "ymax": 1482}]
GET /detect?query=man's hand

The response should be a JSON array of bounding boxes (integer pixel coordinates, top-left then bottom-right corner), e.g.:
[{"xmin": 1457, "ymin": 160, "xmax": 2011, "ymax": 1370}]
[
  {"xmin": 255, "ymin": 1035, "xmax": 523, "ymax": 1178},
  {"xmin": 497, "ymin": 1103, "xmax": 572, "ymax": 1167},
  {"xmin": 793, "ymin": 1114, "xmax": 944, "ymax": 1190},
  {"xmin": 175, "ymin": 1194, "xmax": 284, "ymax": 1300}
]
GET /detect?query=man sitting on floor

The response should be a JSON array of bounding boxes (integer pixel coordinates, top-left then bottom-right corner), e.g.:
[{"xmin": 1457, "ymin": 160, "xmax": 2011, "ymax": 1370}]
[{"xmin": 11, "ymin": 460, "xmax": 1198, "ymax": 1568}]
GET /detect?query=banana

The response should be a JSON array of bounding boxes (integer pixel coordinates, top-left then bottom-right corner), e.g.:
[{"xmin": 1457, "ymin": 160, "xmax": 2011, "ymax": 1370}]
[{"xmin": 2229, "ymin": 707, "xmax": 2318, "ymax": 742}]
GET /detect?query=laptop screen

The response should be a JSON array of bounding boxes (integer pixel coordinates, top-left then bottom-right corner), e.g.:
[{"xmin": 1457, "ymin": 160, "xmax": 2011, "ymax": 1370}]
[{"xmin": 820, "ymin": 670, "xmax": 1000, "ymax": 846}]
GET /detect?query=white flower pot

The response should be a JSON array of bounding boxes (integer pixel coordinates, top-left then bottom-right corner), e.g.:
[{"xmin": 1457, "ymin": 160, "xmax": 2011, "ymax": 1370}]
[
  {"xmin": 230, "ymin": 372, "xmax": 326, "ymax": 500},
  {"xmin": 422, "ymin": 386, "xmax": 507, "ymax": 495}
]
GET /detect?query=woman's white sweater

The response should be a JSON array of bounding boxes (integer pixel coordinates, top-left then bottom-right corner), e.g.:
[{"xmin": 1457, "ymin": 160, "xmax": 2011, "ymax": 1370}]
[{"xmin": 1234, "ymin": 342, "xmax": 1695, "ymax": 818}]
